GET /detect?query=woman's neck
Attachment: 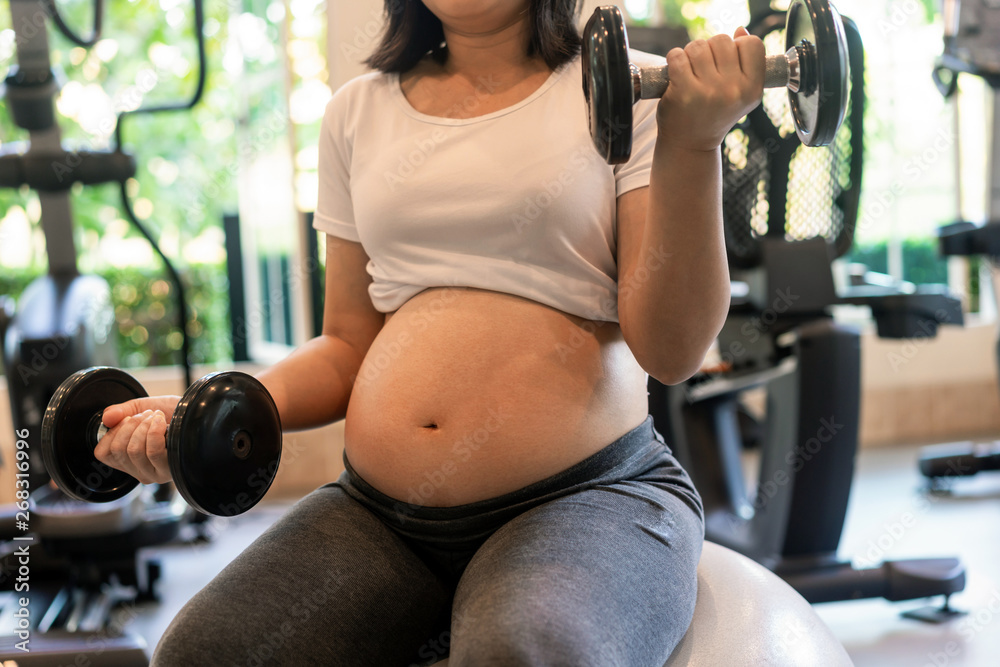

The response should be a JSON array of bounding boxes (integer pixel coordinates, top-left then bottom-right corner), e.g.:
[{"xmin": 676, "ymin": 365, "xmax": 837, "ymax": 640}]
[{"xmin": 437, "ymin": 9, "xmax": 543, "ymax": 80}]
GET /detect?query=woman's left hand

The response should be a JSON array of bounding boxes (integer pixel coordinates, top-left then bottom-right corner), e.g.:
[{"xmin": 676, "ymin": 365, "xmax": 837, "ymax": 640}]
[{"xmin": 654, "ymin": 27, "xmax": 765, "ymax": 153}]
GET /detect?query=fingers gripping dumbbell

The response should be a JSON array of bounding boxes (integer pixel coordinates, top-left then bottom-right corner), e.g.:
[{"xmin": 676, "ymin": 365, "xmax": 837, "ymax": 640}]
[
  {"xmin": 582, "ymin": 0, "xmax": 851, "ymax": 163},
  {"xmin": 40, "ymin": 367, "xmax": 282, "ymax": 517}
]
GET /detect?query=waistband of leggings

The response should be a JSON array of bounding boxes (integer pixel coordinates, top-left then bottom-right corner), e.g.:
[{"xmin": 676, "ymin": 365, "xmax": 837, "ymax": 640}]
[{"xmin": 340, "ymin": 415, "xmax": 665, "ymax": 527}]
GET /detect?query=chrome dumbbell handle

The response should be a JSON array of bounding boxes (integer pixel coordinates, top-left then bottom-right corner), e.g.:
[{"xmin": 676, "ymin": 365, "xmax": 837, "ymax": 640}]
[{"xmin": 631, "ymin": 47, "xmax": 806, "ymax": 101}]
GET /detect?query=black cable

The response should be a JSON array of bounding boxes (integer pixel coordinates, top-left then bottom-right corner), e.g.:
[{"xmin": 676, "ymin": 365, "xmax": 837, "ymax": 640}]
[
  {"xmin": 119, "ymin": 180, "xmax": 194, "ymax": 389},
  {"xmin": 113, "ymin": 0, "xmax": 208, "ymax": 389},
  {"xmin": 113, "ymin": 0, "xmax": 208, "ymax": 148},
  {"xmin": 45, "ymin": 0, "xmax": 103, "ymax": 48}
]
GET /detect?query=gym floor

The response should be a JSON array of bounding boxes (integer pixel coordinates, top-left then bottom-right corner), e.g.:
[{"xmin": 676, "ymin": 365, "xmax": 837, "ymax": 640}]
[{"xmin": 125, "ymin": 441, "xmax": 1000, "ymax": 666}]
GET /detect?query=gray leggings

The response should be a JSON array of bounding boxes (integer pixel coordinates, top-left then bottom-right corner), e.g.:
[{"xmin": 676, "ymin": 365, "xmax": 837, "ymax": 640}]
[{"xmin": 151, "ymin": 416, "xmax": 704, "ymax": 667}]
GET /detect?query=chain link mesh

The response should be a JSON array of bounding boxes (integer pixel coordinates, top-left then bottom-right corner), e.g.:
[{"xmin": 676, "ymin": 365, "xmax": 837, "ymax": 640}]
[
  {"xmin": 722, "ymin": 125, "xmax": 771, "ymax": 259},
  {"xmin": 721, "ymin": 25, "xmax": 857, "ymax": 266}
]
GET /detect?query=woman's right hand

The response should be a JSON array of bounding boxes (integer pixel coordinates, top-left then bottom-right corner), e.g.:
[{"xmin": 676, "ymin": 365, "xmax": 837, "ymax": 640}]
[
  {"xmin": 95, "ymin": 396, "xmax": 182, "ymax": 484},
  {"xmin": 655, "ymin": 28, "xmax": 765, "ymax": 153}
]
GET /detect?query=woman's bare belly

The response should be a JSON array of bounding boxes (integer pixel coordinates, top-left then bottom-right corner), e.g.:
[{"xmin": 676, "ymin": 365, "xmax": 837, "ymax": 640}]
[{"xmin": 344, "ymin": 287, "xmax": 650, "ymax": 506}]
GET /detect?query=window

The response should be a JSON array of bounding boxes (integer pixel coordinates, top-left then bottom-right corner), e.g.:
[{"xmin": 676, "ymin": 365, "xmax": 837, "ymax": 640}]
[{"xmin": 0, "ymin": 0, "xmax": 329, "ymax": 374}]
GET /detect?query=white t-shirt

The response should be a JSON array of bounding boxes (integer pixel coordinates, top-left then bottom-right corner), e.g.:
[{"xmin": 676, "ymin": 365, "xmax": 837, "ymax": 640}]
[{"xmin": 313, "ymin": 53, "xmax": 660, "ymax": 323}]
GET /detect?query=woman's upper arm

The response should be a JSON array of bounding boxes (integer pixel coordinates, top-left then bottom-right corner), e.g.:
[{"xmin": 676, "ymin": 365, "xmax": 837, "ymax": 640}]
[
  {"xmin": 321, "ymin": 235, "xmax": 384, "ymax": 361},
  {"xmin": 615, "ymin": 186, "xmax": 649, "ymax": 328}
]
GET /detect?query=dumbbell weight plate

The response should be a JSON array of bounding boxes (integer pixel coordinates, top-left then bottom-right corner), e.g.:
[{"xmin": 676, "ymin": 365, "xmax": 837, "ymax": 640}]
[
  {"xmin": 582, "ymin": 5, "xmax": 634, "ymax": 164},
  {"xmin": 168, "ymin": 371, "xmax": 281, "ymax": 517},
  {"xmin": 40, "ymin": 367, "xmax": 145, "ymax": 503},
  {"xmin": 786, "ymin": 0, "xmax": 848, "ymax": 146},
  {"xmin": 582, "ymin": 0, "xmax": 850, "ymax": 159}
]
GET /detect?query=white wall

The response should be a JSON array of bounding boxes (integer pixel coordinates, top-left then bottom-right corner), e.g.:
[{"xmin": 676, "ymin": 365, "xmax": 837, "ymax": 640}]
[
  {"xmin": 327, "ymin": 0, "xmax": 386, "ymax": 91},
  {"xmin": 863, "ymin": 319, "xmax": 997, "ymax": 389},
  {"xmin": 579, "ymin": 0, "xmax": 606, "ymax": 28}
]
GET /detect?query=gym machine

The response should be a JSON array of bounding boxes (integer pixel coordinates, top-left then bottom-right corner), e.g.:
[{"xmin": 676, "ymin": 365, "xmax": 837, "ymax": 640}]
[
  {"xmin": 0, "ymin": 0, "xmax": 211, "ymax": 662},
  {"xmin": 917, "ymin": 0, "xmax": 1000, "ymax": 486},
  {"xmin": 582, "ymin": 0, "xmax": 967, "ymax": 618}
]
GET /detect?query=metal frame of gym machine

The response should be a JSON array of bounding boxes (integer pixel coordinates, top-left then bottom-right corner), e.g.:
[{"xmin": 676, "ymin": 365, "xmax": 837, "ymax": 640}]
[
  {"xmin": 0, "ymin": 0, "xmax": 208, "ymax": 662},
  {"xmin": 647, "ymin": 0, "xmax": 968, "ymax": 620},
  {"xmin": 917, "ymin": 0, "xmax": 1000, "ymax": 485}
]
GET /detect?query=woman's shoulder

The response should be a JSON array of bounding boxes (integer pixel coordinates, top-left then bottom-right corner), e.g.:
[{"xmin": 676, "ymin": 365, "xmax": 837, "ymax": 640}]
[
  {"xmin": 330, "ymin": 69, "xmax": 396, "ymax": 106},
  {"xmin": 323, "ymin": 69, "xmax": 398, "ymax": 129}
]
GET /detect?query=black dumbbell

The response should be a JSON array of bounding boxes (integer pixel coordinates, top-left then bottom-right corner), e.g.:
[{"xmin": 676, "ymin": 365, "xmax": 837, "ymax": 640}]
[
  {"xmin": 40, "ymin": 367, "xmax": 282, "ymax": 517},
  {"xmin": 582, "ymin": 0, "xmax": 850, "ymax": 163}
]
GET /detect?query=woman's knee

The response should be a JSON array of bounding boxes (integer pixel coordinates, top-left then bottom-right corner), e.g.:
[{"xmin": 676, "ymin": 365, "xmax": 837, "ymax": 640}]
[{"xmin": 448, "ymin": 600, "xmax": 627, "ymax": 667}]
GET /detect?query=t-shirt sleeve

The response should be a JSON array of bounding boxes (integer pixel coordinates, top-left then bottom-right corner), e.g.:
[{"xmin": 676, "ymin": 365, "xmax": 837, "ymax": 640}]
[
  {"xmin": 613, "ymin": 96, "xmax": 659, "ymax": 197},
  {"xmin": 613, "ymin": 50, "xmax": 663, "ymax": 197},
  {"xmin": 313, "ymin": 89, "xmax": 360, "ymax": 242}
]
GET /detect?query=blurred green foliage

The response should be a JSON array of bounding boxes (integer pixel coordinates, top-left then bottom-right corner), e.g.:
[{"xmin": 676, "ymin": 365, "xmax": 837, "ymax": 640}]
[
  {"xmin": 846, "ymin": 237, "xmax": 949, "ymax": 285},
  {"xmin": 0, "ymin": 0, "xmax": 301, "ymax": 375},
  {"xmin": 0, "ymin": 0, "xmax": 248, "ymax": 246},
  {"xmin": 847, "ymin": 241, "xmax": 889, "ymax": 274}
]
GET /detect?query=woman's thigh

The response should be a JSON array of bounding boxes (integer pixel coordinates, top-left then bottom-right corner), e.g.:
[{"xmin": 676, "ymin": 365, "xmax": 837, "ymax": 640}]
[
  {"xmin": 151, "ymin": 484, "xmax": 451, "ymax": 667},
  {"xmin": 449, "ymin": 483, "xmax": 704, "ymax": 667}
]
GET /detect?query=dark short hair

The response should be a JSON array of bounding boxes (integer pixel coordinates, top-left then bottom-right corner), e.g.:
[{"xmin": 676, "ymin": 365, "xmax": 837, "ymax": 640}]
[{"xmin": 364, "ymin": 0, "xmax": 582, "ymax": 73}]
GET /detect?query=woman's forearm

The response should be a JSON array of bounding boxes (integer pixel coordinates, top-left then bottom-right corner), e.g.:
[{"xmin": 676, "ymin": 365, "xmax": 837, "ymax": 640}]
[
  {"xmin": 255, "ymin": 334, "xmax": 364, "ymax": 431},
  {"xmin": 620, "ymin": 138, "xmax": 731, "ymax": 384}
]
